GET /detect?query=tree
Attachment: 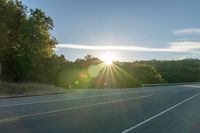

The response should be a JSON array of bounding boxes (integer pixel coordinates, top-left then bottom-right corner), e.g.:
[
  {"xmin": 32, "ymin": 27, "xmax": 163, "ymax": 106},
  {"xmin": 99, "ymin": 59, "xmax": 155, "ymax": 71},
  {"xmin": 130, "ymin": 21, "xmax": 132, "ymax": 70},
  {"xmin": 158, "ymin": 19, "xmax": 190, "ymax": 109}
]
[
  {"xmin": 0, "ymin": 0, "xmax": 27, "ymax": 81},
  {"xmin": 0, "ymin": 0, "xmax": 57, "ymax": 82},
  {"xmin": 18, "ymin": 8, "xmax": 57, "ymax": 81},
  {"xmin": 131, "ymin": 64, "xmax": 164, "ymax": 84}
]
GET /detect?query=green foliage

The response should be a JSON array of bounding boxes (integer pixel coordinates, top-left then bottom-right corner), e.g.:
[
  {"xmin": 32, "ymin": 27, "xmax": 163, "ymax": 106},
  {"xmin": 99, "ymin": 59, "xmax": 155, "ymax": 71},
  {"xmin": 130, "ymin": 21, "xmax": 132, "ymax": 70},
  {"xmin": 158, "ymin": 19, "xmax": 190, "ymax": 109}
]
[
  {"xmin": 1, "ymin": 1, "xmax": 200, "ymax": 90},
  {"xmin": 131, "ymin": 64, "xmax": 164, "ymax": 84},
  {"xmin": 0, "ymin": 0, "xmax": 27, "ymax": 81},
  {"xmin": 0, "ymin": 0, "xmax": 57, "ymax": 81},
  {"xmin": 143, "ymin": 59, "xmax": 200, "ymax": 83},
  {"xmin": 53, "ymin": 55, "xmax": 163, "ymax": 88}
]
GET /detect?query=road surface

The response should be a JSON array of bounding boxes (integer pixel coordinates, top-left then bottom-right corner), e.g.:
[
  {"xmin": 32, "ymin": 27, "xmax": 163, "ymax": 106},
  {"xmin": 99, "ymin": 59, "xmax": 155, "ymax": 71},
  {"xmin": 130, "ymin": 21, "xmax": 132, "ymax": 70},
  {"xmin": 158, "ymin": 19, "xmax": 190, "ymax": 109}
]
[{"xmin": 0, "ymin": 85, "xmax": 200, "ymax": 133}]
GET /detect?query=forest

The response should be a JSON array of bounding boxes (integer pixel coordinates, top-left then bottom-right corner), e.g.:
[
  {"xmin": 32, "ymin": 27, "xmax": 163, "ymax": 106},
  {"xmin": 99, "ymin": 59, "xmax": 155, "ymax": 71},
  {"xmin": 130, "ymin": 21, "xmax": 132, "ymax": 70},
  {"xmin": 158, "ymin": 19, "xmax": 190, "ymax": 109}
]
[{"xmin": 1, "ymin": 0, "xmax": 200, "ymax": 89}]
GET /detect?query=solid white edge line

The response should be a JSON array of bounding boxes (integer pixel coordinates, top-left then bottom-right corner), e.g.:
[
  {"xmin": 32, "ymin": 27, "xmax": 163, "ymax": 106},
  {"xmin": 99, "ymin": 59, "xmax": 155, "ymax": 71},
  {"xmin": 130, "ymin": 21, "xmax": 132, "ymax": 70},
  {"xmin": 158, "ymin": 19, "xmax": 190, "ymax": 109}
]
[
  {"xmin": 0, "ymin": 90, "xmax": 152, "ymax": 107},
  {"xmin": 183, "ymin": 85, "xmax": 200, "ymax": 88},
  {"xmin": 1, "ymin": 84, "xmax": 196, "ymax": 108},
  {"xmin": 0, "ymin": 86, "xmax": 183, "ymax": 108},
  {"xmin": 121, "ymin": 92, "xmax": 200, "ymax": 133},
  {"xmin": 0, "ymin": 95, "xmax": 152, "ymax": 123}
]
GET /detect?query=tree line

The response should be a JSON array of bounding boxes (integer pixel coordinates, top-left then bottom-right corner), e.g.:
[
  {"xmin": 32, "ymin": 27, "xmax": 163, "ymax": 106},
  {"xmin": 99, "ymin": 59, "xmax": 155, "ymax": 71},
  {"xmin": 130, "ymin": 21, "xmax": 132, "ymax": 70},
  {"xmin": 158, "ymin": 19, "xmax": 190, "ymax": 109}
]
[{"xmin": 1, "ymin": 0, "xmax": 200, "ymax": 89}]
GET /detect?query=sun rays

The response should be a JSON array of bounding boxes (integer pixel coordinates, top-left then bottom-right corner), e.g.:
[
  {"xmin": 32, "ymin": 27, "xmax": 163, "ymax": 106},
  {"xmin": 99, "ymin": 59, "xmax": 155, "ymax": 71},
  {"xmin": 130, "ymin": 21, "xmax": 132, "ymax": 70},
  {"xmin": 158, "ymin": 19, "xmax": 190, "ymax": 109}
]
[
  {"xmin": 100, "ymin": 52, "xmax": 117, "ymax": 66},
  {"xmin": 85, "ymin": 59, "xmax": 134, "ymax": 88}
]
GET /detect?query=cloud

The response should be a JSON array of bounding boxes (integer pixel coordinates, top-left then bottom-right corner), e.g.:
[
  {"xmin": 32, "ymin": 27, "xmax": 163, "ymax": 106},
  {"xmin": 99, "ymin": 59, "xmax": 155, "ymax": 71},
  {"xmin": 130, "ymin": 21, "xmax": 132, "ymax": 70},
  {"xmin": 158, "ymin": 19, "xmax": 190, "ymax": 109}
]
[
  {"xmin": 56, "ymin": 42, "xmax": 200, "ymax": 53},
  {"xmin": 173, "ymin": 28, "xmax": 200, "ymax": 35},
  {"xmin": 56, "ymin": 44, "xmax": 172, "ymax": 52},
  {"xmin": 169, "ymin": 41, "xmax": 200, "ymax": 51}
]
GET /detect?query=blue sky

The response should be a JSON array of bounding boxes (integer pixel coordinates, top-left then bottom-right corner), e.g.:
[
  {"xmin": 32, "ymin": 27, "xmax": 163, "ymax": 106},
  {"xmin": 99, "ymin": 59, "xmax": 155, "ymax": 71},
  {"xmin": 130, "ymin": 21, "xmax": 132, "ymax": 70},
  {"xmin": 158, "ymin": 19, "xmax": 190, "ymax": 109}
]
[{"xmin": 22, "ymin": 0, "xmax": 200, "ymax": 61}]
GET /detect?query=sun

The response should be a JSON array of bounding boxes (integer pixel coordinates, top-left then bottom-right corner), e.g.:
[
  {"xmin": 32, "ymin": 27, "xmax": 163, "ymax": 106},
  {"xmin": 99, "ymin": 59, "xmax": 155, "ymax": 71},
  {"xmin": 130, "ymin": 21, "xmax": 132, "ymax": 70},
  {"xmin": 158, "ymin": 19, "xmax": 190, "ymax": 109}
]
[
  {"xmin": 104, "ymin": 57, "xmax": 113, "ymax": 65},
  {"xmin": 101, "ymin": 52, "xmax": 116, "ymax": 65}
]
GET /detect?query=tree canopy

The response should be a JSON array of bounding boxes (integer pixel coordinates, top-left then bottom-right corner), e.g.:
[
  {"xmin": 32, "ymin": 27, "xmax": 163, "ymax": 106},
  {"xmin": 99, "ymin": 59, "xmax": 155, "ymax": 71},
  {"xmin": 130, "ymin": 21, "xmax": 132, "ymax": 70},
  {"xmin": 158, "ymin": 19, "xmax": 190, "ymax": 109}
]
[
  {"xmin": 0, "ymin": 0, "xmax": 57, "ymax": 81},
  {"xmin": 1, "ymin": 0, "xmax": 200, "ymax": 90}
]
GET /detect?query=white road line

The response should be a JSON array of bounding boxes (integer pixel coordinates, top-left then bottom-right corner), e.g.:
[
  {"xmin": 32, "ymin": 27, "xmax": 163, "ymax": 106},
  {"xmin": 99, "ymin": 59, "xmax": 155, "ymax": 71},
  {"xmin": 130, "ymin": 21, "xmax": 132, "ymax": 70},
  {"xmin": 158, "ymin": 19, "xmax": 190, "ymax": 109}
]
[
  {"xmin": 183, "ymin": 85, "xmax": 200, "ymax": 88},
  {"xmin": 0, "ymin": 90, "xmax": 154, "ymax": 107},
  {"xmin": 121, "ymin": 92, "xmax": 200, "ymax": 133},
  {"xmin": 0, "ymin": 95, "xmax": 151, "ymax": 123},
  {"xmin": 0, "ymin": 86, "xmax": 184, "ymax": 108},
  {"xmin": 0, "ymin": 85, "xmax": 193, "ymax": 108}
]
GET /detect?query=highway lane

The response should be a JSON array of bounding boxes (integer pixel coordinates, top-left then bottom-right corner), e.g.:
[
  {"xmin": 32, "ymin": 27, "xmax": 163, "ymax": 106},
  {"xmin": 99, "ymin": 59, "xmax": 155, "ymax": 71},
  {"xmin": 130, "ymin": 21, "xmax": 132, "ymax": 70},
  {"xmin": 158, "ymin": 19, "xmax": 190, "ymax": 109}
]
[
  {"xmin": 0, "ymin": 85, "xmax": 194, "ymax": 120},
  {"xmin": 0, "ymin": 85, "xmax": 186, "ymax": 106},
  {"xmin": 0, "ymin": 85, "xmax": 200, "ymax": 133},
  {"xmin": 130, "ymin": 92, "xmax": 200, "ymax": 133}
]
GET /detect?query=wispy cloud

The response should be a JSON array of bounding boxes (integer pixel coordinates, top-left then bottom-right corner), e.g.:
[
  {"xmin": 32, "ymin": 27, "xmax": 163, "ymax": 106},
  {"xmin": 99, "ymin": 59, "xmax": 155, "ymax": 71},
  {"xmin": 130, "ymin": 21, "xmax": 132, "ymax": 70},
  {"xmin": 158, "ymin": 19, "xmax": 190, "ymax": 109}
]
[
  {"xmin": 56, "ymin": 42, "xmax": 200, "ymax": 53},
  {"xmin": 173, "ymin": 28, "xmax": 200, "ymax": 35},
  {"xmin": 56, "ymin": 44, "xmax": 172, "ymax": 52},
  {"xmin": 169, "ymin": 41, "xmax": 200, "ymax": 51}
]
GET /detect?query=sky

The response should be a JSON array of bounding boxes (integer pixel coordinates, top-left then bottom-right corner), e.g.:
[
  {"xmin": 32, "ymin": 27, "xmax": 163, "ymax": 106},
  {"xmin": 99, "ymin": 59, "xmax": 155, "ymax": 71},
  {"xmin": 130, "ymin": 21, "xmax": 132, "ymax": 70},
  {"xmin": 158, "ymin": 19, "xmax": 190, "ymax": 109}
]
[{"xmin": 21, "ymin": 0, "xmax": 200, "ymax": 61}]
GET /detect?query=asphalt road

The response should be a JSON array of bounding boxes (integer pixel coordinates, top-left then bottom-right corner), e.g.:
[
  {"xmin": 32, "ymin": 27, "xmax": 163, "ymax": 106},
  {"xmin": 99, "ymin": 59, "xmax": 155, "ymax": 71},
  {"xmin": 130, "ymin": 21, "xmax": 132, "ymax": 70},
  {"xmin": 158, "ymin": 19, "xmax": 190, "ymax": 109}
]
[{"xmin": 0, "ymin": 85, "xmax": 200, "ymax": 133}]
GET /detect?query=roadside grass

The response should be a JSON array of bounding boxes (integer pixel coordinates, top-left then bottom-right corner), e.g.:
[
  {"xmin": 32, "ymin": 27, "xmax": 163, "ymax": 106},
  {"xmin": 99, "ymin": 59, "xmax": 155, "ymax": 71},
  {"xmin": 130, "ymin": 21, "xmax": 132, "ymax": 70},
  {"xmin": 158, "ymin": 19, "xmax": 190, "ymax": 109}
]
[{"xmin": 0, "ymin": 80, "xmax": 68, "ymax": 96}]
